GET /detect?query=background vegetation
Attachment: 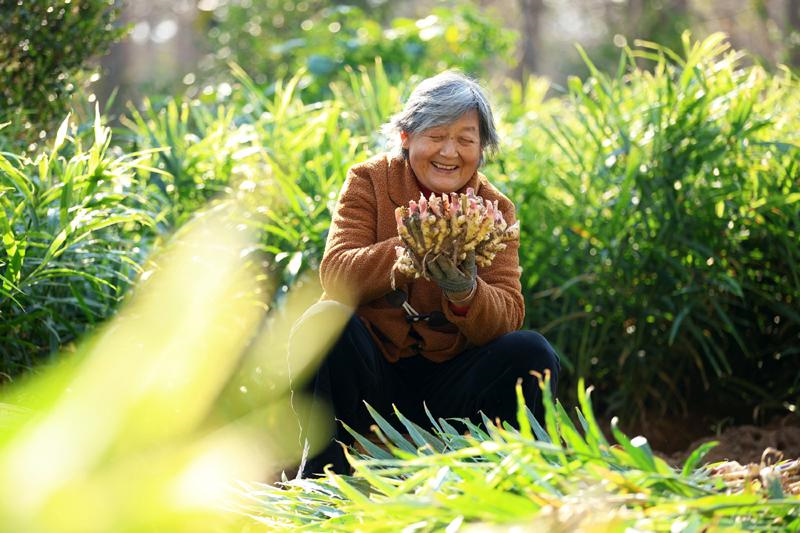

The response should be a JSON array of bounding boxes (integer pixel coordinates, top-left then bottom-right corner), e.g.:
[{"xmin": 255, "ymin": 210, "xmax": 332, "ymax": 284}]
[
  {"xmin": 497, "ymin": 34, "xmax": 800, "ymax": 420},
  {"xmin": 4, "ymin": 1, "xmax": 797, "ymax": 421},
  {"xmin": 0, "ymin": 0, "xmax": 125, "ymax": 140},
  {"xmin": 1, "ymin": 1, "xmax": 799, "ymax": 529}
]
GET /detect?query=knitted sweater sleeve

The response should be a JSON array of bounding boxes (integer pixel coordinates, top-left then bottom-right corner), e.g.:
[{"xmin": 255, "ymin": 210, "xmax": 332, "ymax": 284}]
[
  {"xmin": 441, "ymin": 195, "xmax": 525, "ymax": 345},
  {"xmin": 319, "ymin": 165, "xmax": 405, "ymax": 306}
]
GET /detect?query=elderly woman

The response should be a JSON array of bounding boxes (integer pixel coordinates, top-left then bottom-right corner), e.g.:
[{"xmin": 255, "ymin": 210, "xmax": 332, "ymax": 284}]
[{"xmin": 292, "ymin": 71, "xmax": 559, "ymax": 477}]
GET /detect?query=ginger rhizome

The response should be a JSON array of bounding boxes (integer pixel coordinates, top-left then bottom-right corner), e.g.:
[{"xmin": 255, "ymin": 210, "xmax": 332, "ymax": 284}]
[{"xmin": 392, "ymin": 188, "xmax": 519, "ymax": 287}]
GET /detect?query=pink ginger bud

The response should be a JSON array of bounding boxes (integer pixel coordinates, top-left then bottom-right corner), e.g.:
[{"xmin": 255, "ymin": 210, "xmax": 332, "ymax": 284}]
[
  {"xmin": 485, "ymin": 199, "xmax": 495, "ymax": 220},
  {"xmin": 449, "ymin": 199, "xmax": 460, "ymax": 217}
]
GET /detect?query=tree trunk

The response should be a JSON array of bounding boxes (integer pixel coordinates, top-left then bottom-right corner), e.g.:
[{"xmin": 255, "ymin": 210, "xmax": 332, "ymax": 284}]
[
  {"xmin": 515, "ymin": 0, "xmax": 544, "ymax": 82},
  {"xmin": 626, "ymin": 0, "xmax": 645, "ymax": 38},
  {"xmin": 789, "ymin": 0, "xmax": 800, "ymax": 68}
]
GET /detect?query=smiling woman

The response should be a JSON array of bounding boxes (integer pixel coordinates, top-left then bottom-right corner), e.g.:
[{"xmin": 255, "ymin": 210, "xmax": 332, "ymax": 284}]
[{"xmin": 289, "ymin": 71, "xmax": 560, "ymax": 478}]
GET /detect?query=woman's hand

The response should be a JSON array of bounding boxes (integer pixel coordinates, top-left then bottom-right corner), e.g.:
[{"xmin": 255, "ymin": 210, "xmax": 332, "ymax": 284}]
[{"xmin": 426, "ymin": 251, "xmax": 477, "ymax": 302}]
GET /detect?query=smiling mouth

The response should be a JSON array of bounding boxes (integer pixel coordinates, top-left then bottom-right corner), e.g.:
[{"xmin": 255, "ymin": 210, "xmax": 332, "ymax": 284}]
[{"xmin": 431, "ymin": 162, "xmax": 458, "ymax": 171}]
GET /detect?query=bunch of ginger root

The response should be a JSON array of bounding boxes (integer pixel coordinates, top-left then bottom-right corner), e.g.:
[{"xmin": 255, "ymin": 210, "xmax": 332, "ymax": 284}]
[{"xmin": 391, "ymin": 188, "xmax": 519, "ymax": 288}]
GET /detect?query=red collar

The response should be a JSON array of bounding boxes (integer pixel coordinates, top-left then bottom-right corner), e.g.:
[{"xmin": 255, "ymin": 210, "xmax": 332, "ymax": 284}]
[{"xmin": 416, "ymin": 180, "xmax": 433, "ymax": 198}]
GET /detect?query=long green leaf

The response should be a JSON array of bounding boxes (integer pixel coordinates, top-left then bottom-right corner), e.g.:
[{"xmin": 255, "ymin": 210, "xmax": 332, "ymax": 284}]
[{"xmin": 363, "ymin": 402, "xmax": 417, "ymax": 454}]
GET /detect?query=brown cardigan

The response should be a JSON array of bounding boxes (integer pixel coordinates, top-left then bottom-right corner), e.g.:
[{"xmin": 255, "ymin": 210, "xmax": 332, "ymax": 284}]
[{"xmin": 319, "ymin": 153, "xmax": 524, "ymax": 363}]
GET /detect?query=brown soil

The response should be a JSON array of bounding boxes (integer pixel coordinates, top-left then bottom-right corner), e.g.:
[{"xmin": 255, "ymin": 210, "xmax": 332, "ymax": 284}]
[{"xmin": 614, "ymin": 412, "xmax": 800, "ymax": 467}]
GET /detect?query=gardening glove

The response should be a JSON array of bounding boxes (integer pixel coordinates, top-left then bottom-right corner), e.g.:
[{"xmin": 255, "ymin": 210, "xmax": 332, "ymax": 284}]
[{"xmin": 426, "ymin": 250, "xmax": 477, "ymax": 297}]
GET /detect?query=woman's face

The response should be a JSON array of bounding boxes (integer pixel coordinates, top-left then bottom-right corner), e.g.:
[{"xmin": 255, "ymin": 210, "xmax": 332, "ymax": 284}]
[{"xmin": 401, "ymin": 110, "xmax": 481, "ymax": 194}]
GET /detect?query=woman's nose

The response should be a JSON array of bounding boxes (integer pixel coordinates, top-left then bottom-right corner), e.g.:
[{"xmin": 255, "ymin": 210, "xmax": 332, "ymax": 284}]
[{"xmin": 439, "ymin": 138, "xmax": 457, "ymax": 157}]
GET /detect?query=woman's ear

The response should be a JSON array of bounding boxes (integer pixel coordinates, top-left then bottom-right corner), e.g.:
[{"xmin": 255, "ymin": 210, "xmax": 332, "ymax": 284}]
[{"xmin": 400, "ymin": 130, "xmax": 409, "ymax": 149}]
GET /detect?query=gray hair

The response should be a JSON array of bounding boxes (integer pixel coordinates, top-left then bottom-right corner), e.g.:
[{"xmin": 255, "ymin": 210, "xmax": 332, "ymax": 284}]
[{"xmin": 382, "ymin": 71, "xmax": 499, "ymax": 163}]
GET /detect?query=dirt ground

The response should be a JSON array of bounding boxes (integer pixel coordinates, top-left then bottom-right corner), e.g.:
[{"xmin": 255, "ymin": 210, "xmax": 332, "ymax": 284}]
[{"xmin": 617, "ymin": 412, "xmax": 800, "ymax": 467}]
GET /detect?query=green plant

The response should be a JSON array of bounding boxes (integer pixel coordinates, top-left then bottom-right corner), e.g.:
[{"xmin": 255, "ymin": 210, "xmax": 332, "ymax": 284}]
[
  {"xmin": 197, "ymin": 0, "xmax": 393, "ymax": 86},
  {"xmin": 329, "ymin": 58, "xmax": 415, "ymax": 148},
  {"xmin": 496, "ymin": 33, "xmax": 800, "ymax": 420},
  {"xmin": 199, "ymin": 3, "xmax": 516, "ymax": 102},
  {"xmin": 120, "ymin": 97, "xmax": 250, "ymax": 231},
  {"xmin": 0, "ymin": 0, "xmax": 126, "ymax": 141},
  {"xmin": 235, "ymin": 379, "xmax": 800, "ymax": 531},
  {"xmin": 0, "ymin": 60, "xmax": 381, "ymax": 375},
  {"xmin": 0, "ymin": 112, "xmax": 156, "ymax": 374},
  {"xmin": 231, "ymin": 67, "xmax": 370, "ymax": 293},
  {"xmin": 120, "ymin": 66, "xmax": 372, "ymax": 296},
  {"xmin": 0, "ymin": 214, "xmax": 330, "ymax": 532}
]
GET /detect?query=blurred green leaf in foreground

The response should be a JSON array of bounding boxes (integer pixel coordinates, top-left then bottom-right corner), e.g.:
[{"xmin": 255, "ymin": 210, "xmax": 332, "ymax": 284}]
[{"xmin": 0, "ymin": 206, "xmax": 346, "ymax": 532}]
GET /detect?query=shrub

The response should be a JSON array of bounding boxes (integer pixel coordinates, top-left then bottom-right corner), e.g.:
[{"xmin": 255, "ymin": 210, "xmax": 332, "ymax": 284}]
[
  {"xmin": 200, "ymin": 3, "xmax": 516, "ymax": 101},
  {"xmin": 120, "ymin": 97, "xmax": 249, "ymax": 232},
  {"xmin": 119, "ymin": 66, "xmax": 372, "ymax": 297},
  {"xmin": 0, "ymin": 62, "xmax": 376, "ymax": 377},
  {"xmin": 0, "ymin": 113, "xmax": 156, "ymax": 374},
  {"xmin": 0, "ymin": 0, "xmax": 126, "ymax": 139},
  {"xmin": 497, "ymin": 33, "xmax": 800, "ymax": 420}
]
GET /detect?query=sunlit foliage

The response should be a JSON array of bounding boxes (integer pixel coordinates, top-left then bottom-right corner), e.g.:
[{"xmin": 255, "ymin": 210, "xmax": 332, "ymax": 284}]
[
  {"xmin": 237, "ymin": 378, "xmax": 800, "ymax": 531},
  {"xmin": 0, "ymin": 210, "xmax": 344, "ymax": 532},
  {"xmin": 495, "ymin": 33, "xmax": 800, "ymax": 420},
  {"xmin": 0, "ymin": 0, "xmax": 126, "ymax": 140}
]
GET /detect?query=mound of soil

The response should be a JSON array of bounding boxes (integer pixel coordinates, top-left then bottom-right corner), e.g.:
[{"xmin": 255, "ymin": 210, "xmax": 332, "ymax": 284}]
[
  {"xmin": 666, "ymin": 416, "xmax": 800, "ymax": 466},
  {"xmin": 616, "ymin": 413, "xmax": 800, "ymax": 467}
]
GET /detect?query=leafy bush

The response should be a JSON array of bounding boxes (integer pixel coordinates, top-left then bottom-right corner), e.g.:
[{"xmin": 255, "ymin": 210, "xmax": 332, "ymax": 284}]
[
  {"xmin": 119, "ymin": 66, "xmax": 372, "ymax": 297},
  {"xmin": 201, "ymin": 3, "xmax": 516, "ymax": 101},
  {"xmin": 0, "ymin": 0, "xmax": 126, "ymax": 138},
  {"xmin": 0, "ymin": 60, "xmax": 377, "ymax": 376},
  {"xmin": 497, "ymin": 33, "xmax": 800, "ymax": 420},
  {"xmin": 0, "ymin": 113, "xmax": 156, "ymax": 374},
  {"xmin": 200, "ymin": 0, "xmax": 391, "ymax": 81},
  {"xmin": 120, "ymin": 97, "xmax": 250, "ymax": 231},
  {"xmin": 4, "ymin": 27, "xmax": 797, "ymax": 428}
]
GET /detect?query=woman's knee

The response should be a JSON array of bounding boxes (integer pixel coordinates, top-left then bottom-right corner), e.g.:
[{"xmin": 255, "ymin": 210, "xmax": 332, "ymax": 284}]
[
  {"xmin": 289, "ymin": 300, "xmax": 354, "ymax": 363},
  {"xmin": 495, "ymin": 330, "xmax": 560, "ymax": 382}
]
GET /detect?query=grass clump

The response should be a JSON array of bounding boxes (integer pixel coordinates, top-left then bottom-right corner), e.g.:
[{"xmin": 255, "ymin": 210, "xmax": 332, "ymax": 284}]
[
  {"xmin": 0, "ymin": 112, "xmax": 157, "ymax": 373},
  {"xmin": 498, "ymin": 32, "xmax": 800, "ymax": 419},
  {"xmin": 0, "ymin": 67, "xmax": 371, "ymax": 375},
  {"xmin": 235, "ymin": 378, "xmax": 800, "ymax": 532}
]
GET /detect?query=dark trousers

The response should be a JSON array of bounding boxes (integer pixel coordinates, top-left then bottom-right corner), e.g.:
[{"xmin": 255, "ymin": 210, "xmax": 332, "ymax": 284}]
[{"xmin": 290, "ymin": 302, "xmax": 560, "ymax": 476}]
